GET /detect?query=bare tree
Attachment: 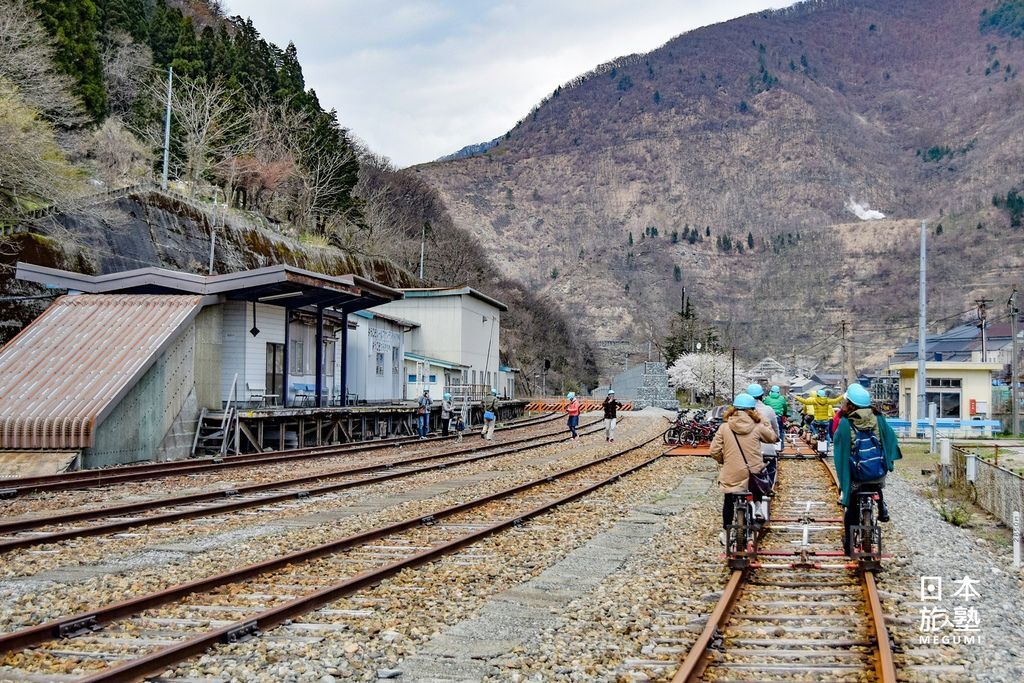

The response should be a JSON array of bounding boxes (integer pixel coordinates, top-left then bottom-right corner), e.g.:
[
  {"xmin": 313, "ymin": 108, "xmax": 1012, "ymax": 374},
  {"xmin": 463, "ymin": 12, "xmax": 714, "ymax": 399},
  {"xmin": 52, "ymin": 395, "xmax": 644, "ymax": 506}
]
[
  {"xmin": 159, "ymin": 76, "xmax": 249, "ymax": 195},
  {"xmin": 89, "ymin": 116, "xmax": 151, "ymax": 187},
  {"xmin": 0, "ymin": 0, "xmax": 83, "ymax": 126},
  {"xmin": 0, "ymin": 81, "xmax": 79, "ymax": 225},
  {"xmin": 102, "ymin": 31, "xmax": 152, "ymax": 118}
]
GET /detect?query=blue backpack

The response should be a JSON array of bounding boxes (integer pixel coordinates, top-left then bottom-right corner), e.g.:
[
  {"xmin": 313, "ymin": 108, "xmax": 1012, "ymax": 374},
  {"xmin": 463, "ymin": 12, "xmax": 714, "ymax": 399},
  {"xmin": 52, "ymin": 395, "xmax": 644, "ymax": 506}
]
[{"xmin": 851, "ymin": 427, "xmax": 886, "ymax": 481}]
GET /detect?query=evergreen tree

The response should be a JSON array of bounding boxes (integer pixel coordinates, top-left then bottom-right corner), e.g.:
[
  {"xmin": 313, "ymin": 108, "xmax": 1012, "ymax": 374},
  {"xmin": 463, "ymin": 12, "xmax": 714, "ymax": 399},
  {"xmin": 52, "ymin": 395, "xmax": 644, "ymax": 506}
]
[
  {"xmin": 30, "ymin": 0, "xmax": 106, "ymax": 118},
  {"xmin": 747, "ymin": 231, "xmax": 754, "ymax": 249}
]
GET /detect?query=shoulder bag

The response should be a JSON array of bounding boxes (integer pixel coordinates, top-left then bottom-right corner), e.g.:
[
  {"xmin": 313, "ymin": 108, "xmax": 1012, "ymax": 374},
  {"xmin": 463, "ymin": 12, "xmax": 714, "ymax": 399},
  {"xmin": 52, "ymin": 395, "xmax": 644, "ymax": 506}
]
[{"xmin": 732, "ymin": 428, "xmax": 773, "ymax": 497}]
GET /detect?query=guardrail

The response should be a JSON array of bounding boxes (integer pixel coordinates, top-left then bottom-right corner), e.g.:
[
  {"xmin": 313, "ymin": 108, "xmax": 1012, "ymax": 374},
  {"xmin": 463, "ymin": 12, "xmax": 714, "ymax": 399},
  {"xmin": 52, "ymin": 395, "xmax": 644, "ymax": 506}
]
[
  {"xmin": 949, "ymin": 444, "xmax": 1024, "ymax": 532},
  {"xmin": 888, "ymin": 418, "xmax": 1002, "ymax": 438}
]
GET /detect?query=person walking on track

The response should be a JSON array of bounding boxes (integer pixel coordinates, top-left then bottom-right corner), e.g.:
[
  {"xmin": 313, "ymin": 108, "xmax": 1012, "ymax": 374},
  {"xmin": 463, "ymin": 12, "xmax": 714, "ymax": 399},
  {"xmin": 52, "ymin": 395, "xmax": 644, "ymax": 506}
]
[
  {"xmin": 566, "ymin": 392, "xmax": 581, "ymax": 440},
  {"xmin": 833, "ymin": 384, "xmax": 901, "ymax": 554},
  {"xmin": 481, "ymin": 389, "xmax": 498, "ymax": 440},
  {"xmin": 441, "ymin": 392, "xmax": 454, "ymax": 437},
  {"xmin": 417, "ymin": 389, "xmax": 431, "ymax": 439},
  {"xmin": 763, "ymin": 385, "xmax": 789, "ymax": 452},
  {"xmin": 795, "ymin": 389, "xmax": 843, "ymax": 443},
  {"xmin": 602, "ymin": 390, "xmax": 623, "ymax": 442},
  {"xmin": 709, "ymin": 394, "xmax": 778, "ymax": 545}
]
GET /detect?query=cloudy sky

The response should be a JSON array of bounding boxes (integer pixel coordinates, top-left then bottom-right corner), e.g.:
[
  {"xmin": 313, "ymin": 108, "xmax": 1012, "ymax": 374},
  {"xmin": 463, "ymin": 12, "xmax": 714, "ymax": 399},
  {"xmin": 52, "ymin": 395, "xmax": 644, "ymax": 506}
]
[{"xmin": 233, "ymin": 1, "xmax": 795, "ymax": 167}]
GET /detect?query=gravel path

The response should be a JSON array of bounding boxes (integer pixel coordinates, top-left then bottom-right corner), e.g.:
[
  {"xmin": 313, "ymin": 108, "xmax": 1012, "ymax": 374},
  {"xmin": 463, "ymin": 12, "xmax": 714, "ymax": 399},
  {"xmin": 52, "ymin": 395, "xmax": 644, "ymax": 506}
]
[{"xmin": 879, "ymin": 471, "xmax": 1024, "ymax": 682}]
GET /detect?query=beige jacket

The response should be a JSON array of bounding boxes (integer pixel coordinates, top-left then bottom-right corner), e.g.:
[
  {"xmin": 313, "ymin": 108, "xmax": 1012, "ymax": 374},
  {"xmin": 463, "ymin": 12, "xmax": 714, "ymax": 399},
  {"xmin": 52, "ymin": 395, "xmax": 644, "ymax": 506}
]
[{"xmin": 709, "ymin": 410, "xmax": 777, "ymax": 493}]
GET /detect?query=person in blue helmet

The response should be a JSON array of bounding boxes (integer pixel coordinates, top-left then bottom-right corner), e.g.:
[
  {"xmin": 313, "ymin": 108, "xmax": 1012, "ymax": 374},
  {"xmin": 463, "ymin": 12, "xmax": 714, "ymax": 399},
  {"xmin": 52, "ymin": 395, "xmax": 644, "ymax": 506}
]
[
  {"xmin": 709, "ymin": 393, "xmax": 778, "ymax": 545},
  {"xmin": 746, "ymin": 383, "xmax": 780, "ymax": 517},
  {"xmin": 441, "ymin": 392, "xmax": 454, "ymax": 437},
  {"xmin": 833, "ymin": 384, "xmax": 902, "ymax": 554}
]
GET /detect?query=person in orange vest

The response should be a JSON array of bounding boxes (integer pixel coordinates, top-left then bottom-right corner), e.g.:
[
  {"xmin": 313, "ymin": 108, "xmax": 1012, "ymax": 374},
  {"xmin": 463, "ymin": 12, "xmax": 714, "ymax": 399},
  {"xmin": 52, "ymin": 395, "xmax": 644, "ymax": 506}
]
[{"xmin": 566, "ymin": 392, "xmax": 581, "ymax": 440}]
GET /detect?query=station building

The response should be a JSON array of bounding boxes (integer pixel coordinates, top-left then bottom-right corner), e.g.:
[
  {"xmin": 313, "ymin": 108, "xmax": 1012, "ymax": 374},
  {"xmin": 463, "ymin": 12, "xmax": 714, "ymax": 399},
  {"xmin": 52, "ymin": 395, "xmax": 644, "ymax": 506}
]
[
  {"xmin": 371, "ymin": 287, "xmax": 518, "ymax": 399},
  {"xmin": 0, "ymin": 263, "xmax": 524, "ymax": 470}
]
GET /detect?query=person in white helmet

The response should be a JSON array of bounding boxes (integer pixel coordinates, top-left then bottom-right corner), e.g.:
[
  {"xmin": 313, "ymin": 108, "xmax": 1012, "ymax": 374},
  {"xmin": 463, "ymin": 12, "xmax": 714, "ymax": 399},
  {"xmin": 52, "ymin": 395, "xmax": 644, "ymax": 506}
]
[
  {"xmin": 441, "ymin": 392, "xmax": 454, "ymax": 437},
  {"xmin": 566, "ymin": 392, "xmax": 581, "ymax": 440},
  {"xmin": 602, "ymin": 390, "xmax": 623, "ymax": 441}
]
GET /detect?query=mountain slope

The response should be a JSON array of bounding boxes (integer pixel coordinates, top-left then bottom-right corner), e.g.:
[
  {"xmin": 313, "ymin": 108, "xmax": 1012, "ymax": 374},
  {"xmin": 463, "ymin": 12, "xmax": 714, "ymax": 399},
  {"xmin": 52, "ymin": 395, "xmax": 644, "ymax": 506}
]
[{"xmin": 416, "ymin": 0, "xmax": 1024, "ymax": 376}]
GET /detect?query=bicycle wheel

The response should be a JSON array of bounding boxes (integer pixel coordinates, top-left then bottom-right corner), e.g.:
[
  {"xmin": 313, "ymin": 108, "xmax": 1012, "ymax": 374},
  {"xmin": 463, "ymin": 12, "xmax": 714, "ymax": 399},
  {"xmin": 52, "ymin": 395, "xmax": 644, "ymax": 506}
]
[{"xmin": 859, "ymin": 495, "xmax": 875, "ymax": 556}]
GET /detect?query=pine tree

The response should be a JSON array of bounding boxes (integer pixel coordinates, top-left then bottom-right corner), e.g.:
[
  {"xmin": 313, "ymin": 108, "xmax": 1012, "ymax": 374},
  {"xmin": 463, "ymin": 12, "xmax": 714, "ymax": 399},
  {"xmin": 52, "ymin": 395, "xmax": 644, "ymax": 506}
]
[
  {"xmin": 30, "ymin": 0, "xmax": 106, "ymax": 118},
  {"xmin": 747, "ymin": 231, "xmax": 754, "ymax": 249}
]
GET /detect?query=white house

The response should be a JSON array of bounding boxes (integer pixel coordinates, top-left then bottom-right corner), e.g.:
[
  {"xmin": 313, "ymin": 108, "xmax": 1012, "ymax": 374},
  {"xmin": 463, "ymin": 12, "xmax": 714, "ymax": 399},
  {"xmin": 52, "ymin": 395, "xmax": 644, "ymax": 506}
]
[
  {"xmin": 345, "ymin": 310, "xmax": 415, "ymax": 402},
  {"xmin": 372, "ymin": 287, "xmax": 509, "ymax": 398}
]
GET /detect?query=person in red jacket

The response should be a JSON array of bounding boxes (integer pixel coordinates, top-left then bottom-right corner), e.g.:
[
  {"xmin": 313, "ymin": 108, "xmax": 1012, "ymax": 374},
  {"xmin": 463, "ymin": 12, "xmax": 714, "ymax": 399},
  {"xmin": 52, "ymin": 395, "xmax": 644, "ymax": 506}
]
[
  {"xmin": 566, "ymin": 392, "xmax": 581, "ymax": 440},
  {"xmin": 830, "ymin": 396, "xmax": 848, "ymax": 438}
]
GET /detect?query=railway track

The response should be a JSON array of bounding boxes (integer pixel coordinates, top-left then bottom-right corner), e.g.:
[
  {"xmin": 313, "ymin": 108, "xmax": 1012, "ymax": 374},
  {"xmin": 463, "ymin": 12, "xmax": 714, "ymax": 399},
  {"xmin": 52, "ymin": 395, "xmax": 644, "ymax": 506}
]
[
  {"xmin": 0, "ymin": 433, "xmax": 664, "ymax": 682},
  {"xmin": 671, "ymin": 440, "xmax": 896, "ymax": 683},
  {"xmin": 0, "ymin": 418, "xmax": 607, "ymax": 553},
  {"xmin": 0, "ymin": 413, "xmax": 559, "ymax": 497}
]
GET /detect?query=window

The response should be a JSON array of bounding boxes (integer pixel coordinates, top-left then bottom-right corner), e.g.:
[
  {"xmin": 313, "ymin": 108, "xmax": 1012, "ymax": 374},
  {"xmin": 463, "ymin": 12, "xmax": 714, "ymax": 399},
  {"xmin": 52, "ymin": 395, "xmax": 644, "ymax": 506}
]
[
  {"xmin": 926, "ymin": 390, "xmax": 961, "ymax": 418},
  {"xmin": 926, "ymin": 378, "xmax": 962, "ymax": 388},
  {"xmin": 408, "ymin": 374, "xmax": 417, "ymax": 383},
  {"xmin": 429, "ymin": 374, "xmax": 437, "ymax": 383},
  {"xmin": 392, "ymin": 347, "xmax": 400, "ymax": 374},
  {"xmin": 376, "ymin": 352, "xmax": 385, "ymax": 376},
  {"xmin": 290, "ymin": 339, "xmax": 304, "ymax": 374}
]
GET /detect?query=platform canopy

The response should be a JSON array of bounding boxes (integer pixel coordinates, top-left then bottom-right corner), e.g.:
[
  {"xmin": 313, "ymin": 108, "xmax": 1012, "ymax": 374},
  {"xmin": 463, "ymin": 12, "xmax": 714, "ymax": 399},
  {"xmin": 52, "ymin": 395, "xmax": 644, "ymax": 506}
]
[{"xmin": 15, "ymin": 262, "xmax": 403, "ymax": 312}]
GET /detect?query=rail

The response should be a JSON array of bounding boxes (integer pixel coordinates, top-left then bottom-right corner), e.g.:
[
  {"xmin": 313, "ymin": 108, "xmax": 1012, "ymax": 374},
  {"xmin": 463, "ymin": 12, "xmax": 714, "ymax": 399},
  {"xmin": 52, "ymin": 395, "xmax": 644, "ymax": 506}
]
[
  {"xmin": 0, "ymin": 431, "xmax": 664, "ymax": 681},
  {"xmin": 0, "ymin": 418, "xmax": 606, "ymax": 553},
  {"xmin": 0, "ymin": 412, "xmax": 559, "ymax": 496},
  {"xmin": 669, "ymin": 450, "xmax": 896, "ymax": 683}
]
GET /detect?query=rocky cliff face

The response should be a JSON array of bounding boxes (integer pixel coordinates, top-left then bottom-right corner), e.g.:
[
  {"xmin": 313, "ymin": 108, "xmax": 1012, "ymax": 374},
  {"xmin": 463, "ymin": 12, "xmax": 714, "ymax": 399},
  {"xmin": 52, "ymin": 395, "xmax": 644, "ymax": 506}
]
[
  {"xmin": 415, "ymin": 0, "xmax": 1024, "ymax": 372},
  {"xmin": 0, "ymin": 188, "xmax": 414, "ymax": 344}
]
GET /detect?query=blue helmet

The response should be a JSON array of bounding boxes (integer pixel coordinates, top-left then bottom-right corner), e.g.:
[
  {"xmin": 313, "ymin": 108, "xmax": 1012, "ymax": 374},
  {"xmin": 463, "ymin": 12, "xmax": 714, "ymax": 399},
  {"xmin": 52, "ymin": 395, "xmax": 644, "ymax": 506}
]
[
  {"xmin": 443, "ymin": 392, "xmax": 451, "ymax": 400},
  {"xmin": 491, "ymin": 389, "xmax": 497, "ymax": 396},
  {"xmin": 816, "ymin": 389, "xmax": 827, "ymax": 398},
  {"xmin": 770, "ymin": 385, "xmax": 780, "ymax": 394},
  {"xmin": 733, "ymin": 393, "xmax": 756, "ymax": 409},
  {"xmin": 746, "ymin": 383, "xmax": 764, "ymax": 398},
  {"xmin": 846, "ymin": 384, "xmax": 872, "ymax": 408},
  {"xmin": 567, "ymin": 392, "xmax": 576, "ymax": 400}
]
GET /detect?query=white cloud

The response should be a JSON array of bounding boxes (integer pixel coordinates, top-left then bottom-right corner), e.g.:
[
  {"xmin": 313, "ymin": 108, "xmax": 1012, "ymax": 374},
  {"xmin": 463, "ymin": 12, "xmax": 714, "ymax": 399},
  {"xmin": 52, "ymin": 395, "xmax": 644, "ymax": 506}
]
[{"xmin": 230, "ymin": 1, "xmax": 796, "ymax": 166}]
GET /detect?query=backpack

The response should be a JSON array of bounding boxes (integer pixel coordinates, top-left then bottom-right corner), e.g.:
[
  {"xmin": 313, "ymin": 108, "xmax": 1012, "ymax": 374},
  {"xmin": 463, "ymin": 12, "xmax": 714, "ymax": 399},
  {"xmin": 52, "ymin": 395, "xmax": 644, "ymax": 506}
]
[{"xmin": 850, "ymin": 427, "xmax": 886, "ymax": 481}]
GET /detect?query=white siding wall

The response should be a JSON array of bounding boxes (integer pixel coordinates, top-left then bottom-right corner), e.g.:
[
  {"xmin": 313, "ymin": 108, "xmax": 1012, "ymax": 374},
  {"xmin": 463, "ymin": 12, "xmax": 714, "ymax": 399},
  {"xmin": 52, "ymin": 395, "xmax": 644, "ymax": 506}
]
[
  {"xmin": 221, "ymin": 301, "xmax": 247, "ymax": 404},
  {"xmin": 345, "ymin": 316, "xmax": 404, "ymax": 402},
  {"xmin": 241, "ymin": 303, "xmax": 285, "ymax": 401},
  {"xmin": 374, "ymin": 298, "xmax": 463, "ymax": 365},
  {"xmin": 346, "ymin": 321, "xmax": 368, "ymax": 401},
  {"xmin": 459, "ymin": 296, "xmax": 500, "ymax": 389},
  {"xmin": 373, "ymin": 294, "xmax": 501, "ymax": 390}
]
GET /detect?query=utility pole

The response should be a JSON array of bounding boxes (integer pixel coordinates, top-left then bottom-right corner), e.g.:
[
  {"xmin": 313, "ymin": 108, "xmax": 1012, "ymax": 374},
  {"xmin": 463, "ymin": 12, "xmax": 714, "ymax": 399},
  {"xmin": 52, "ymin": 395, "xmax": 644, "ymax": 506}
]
[
  {"xmin": 976, "ymin": 298, "xmax": 992, "ymax": 361},
  {"xmin": 917, "ymin": 220, "xmax": 928, "ymax": 429},
  {"xmin": 840, "ymin": 320, "xmax": 857, "ymax": 386},
  {"xmin": 731, "ymin": 346, "xmax": 736, "ymax": 398},
  {"xmin": 161, "ymin": 67, "xmax": 173, "ymax": 191},
  {"xmin": 1010, "ymin": 287, "xmax": 1020, "ymax": 436}
]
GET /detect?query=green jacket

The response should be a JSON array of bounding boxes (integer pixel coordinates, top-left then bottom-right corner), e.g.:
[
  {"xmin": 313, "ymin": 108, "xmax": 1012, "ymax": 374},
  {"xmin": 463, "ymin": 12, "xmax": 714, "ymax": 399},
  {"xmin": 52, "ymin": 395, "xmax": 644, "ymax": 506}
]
[
  {"xmin": 763, "ymin": 392, "xmax": 788, "ymax": 417},
  {"xmin": 832, "ymin": 410, "xmax": 902, "ymax": 506}
]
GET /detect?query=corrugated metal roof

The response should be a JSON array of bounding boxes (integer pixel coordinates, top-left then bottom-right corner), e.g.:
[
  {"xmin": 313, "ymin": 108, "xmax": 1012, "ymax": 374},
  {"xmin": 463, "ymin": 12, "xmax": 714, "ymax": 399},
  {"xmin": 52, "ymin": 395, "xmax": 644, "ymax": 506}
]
[{"xmin": 0, "ymin": 295, "xmax": 203, "ymax": 449}]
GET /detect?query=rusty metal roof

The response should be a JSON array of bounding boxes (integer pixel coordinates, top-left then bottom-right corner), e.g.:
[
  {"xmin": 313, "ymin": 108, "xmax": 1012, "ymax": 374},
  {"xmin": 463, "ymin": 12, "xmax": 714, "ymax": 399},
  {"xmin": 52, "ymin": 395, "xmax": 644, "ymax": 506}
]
[{"xmin": 0, "ymin": 295, "xmax": 203, "ymax": 449}]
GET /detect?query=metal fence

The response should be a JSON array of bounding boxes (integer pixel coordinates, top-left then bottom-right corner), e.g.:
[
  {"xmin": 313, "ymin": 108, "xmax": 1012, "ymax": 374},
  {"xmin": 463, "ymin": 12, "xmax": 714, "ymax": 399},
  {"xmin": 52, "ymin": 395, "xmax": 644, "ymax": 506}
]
[{"xmin": 951, "ymin": 445, "xmax": 1024, "ymax": 529}]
